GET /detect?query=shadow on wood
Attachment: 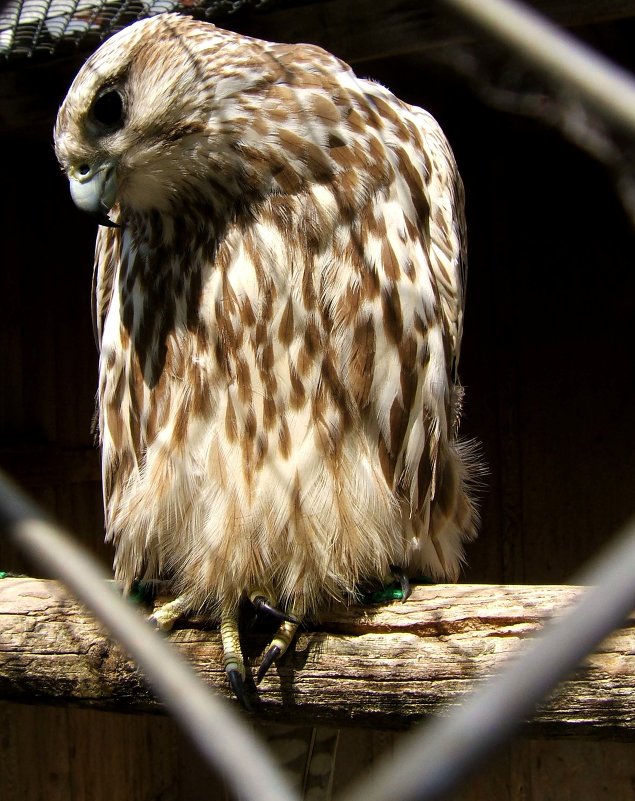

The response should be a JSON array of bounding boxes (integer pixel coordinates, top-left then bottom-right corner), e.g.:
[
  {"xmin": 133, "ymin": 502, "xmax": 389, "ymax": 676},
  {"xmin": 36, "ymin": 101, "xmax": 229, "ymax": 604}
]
[{"xmin": 1, "ymin": 577, "xmax": 634, "ymax": 738}]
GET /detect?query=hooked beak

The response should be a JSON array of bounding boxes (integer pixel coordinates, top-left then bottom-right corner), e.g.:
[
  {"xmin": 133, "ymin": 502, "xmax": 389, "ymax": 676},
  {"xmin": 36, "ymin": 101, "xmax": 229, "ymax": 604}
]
[{"xmin": 68, "ymin": 162, "xmax": 120, "ymax": 228}]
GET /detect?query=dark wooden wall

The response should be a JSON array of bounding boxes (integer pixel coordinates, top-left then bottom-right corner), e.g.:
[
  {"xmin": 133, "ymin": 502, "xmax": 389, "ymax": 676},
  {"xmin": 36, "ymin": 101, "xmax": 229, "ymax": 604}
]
[{"xmin": 2, "ymin": 4, "xmax": 635, "ymax": 799}]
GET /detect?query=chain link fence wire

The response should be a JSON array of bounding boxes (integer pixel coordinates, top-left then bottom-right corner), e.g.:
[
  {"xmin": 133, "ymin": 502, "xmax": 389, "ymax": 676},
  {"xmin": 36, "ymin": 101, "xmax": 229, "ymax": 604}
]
[
  {"xmin": 0, "ymin": 0, "xmax": 274, "ymax": 60},
  {"xmin": 2, "ymin": 1, "xmax": 635, "ymax": 800},
  {"xmin": 0, "ymin": 469, "xmax": 300, "ymax": 801}
]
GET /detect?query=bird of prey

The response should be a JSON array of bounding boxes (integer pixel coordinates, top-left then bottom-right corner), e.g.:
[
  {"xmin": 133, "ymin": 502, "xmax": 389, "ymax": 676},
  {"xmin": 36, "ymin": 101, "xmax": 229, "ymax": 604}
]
[{"xmin": 54, "ymin": 13, "xmax": 478, "ymax": 705}]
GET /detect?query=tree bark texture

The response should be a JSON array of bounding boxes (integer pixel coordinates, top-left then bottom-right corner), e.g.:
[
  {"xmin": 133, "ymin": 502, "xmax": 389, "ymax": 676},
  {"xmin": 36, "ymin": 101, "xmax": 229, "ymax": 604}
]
[{"xmin": 1, "ymin": 577, "xmax": 634, "ymax": 737}]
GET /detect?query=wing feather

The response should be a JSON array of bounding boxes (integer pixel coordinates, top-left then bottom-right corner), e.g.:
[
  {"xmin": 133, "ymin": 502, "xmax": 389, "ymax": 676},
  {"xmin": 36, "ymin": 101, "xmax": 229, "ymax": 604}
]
[
  {"xmin": 342, "ymin": 87, "xmax": 471, "ymax": 565},
  {"xmin": 92, "ymin": 227, "xmax": 119, "ymax": 348}
]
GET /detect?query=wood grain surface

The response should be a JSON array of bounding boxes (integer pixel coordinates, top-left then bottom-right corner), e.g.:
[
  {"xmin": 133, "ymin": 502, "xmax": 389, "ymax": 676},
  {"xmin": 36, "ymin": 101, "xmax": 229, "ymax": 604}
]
[{"xmin": 2, "ymin": 577, "xmax": 634, "ymax": 737}]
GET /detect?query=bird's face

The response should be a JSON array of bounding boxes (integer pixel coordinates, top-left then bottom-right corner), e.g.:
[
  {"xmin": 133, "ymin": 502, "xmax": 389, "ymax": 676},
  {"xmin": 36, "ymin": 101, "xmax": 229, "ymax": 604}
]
[{"xmin": 54, "ymin": 15, "xmax": 254, "ymax": 224}]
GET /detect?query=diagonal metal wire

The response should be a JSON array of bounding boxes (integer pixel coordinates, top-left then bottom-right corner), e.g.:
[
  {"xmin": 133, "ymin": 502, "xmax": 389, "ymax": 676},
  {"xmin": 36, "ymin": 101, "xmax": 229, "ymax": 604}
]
[
  {"xmin": 342, "ymin": 514, "xmax": 635, "ymax": 801},
  {"xmin": 442, "ymin": 0, "xmax": 635, "ymax": 134},
  {"xmin": 0, "ymin": 469, "xmax": 300, "ymax": 801}
]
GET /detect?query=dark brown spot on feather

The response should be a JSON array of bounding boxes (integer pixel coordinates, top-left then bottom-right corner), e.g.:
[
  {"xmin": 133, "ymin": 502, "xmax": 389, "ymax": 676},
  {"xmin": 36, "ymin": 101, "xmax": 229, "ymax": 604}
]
[
  {"xmin": 399, "ymin": 336, "xmax": 417, "ymax": 414},
  {"xmin": 381, "ymin": 284, "xmax": 403, "ymax": 344},
  {"xmin": 172, "ymin": 395, "xmax": 190, "ymax": 446},
  {"xmin": 235, "ymin": 357, "xmax": 252, "ymax": 405},
  {"xmin": 127, "ymin": 361, "xmax": 143, "ymax": 458},
  {"xmin": 302, "ymin": 268, "xmax": 316, "ymax": 312},
  {"xmin": 255, "ymin": 321, "xmax": 267, "ymax": 353},
  {"xmin": 245, "ymin": 408, "xmax": 257, "ymax": 443},
  {"xmin": 414, "ymin": 312, "xmax": 427, "ymax": 336},
  {"xmin": 196, "ymin": 325, "xmax": 209, "ymax": 353},
  {"xmin": 379, "ymin": 435, "xmax": 396, "ymax": 488},
  {"xmin": 263, "ymin": 390, "xmax": 276, "ymax": 431},
  {"xmin": 330, "ymin": 144, "xmax": 354, "ymax": 170},
  {"xmin": 368, "ymin": 134, "xmax": 386, "ymax": 165},
  {"xmin": 336, "ymin": 284, "xmax": 361, "ymax": 326},
  {"xmin": 350, "ymin": 317, "xmax": 375, "ymax": 408},
  {"xmin": 259, "ymin": 341, "xmax": 274, "ymax": 373},
  {"xmin": 255, "ymin": 433, "xmax": 268, "ymax": 470},
  {"xmin": 240, "ymin": 297, "xmax": 256, "ymax": 327},
  {"xmin": 382, "ymin": 240, "xmax": 400, "ymax": 281},
  {"xmin": 297, "ymin": 319, "xmax": 320, "ymax": 376},
  {"xmin": 328, "ymin": 132, "xmax": 346, "ymax": 149},
  {"xmin": 369, "ymin": 94, "xmax": 401, "ymax": 126},
  {"xmin": 216, "ymin": 300, "xmax": 239, "ymax": 352},
  {"xmin": 192, "ymin": 372, "xmax": 212, "ymax": 419},
  {"xmin": 346, "ymin": 107, "xmax": 366, "ymax": 133},
  {"xmin": 311, "ymin": 94, "xmax": 340, "ymax": 124},
  {"xmin": 359, "ymin": 206, "xmax": 383, "ymax": 241},
  {"xmin": 272, "ymin": 162, "xmax": 304, "ymax": 193},
  {"xmin": 396, "ymin": 146, "xmax": 430, "ymax": 229},
  {"xmin": 278, "ymin": 128, "xmax": 334, "ymax": 181},
  {"xmin": 389, "ymin": 397, "xmax": 408, "ymax": 456},
  {"xmin": 214, "ymin": 337, "xmax": 231, "ymax": 377},
  {"xmin": 332, "ymin": 176, "xmax": 358, "ymax": 220},
  {"xmin": 290, "ymin": 366, "xmax": 306, "ymax": 410},
  {"xmin": 261, "ymin": 282, "xmax": 276, "ymax": 322},
  {"xmin": 399, "ymin": 335, "xmax": 417, "ymax": 372},
  {"xmin": 279, "ymin": 416, "xmax": 291, "ymax": 459},
  {"xmin": 361, "ymin": 265, "xmax": 380, "ymax": 300},
  {"xmin": 278, "ymin": 297, "xmax": 294, "ymax": 346},
  {"xmin": 417, "ymin": 441, "xmax": 433, "ymax": 513},
  {"xmin": 321, "ymin": 352, "xmax": 350, "ymax": 426}
]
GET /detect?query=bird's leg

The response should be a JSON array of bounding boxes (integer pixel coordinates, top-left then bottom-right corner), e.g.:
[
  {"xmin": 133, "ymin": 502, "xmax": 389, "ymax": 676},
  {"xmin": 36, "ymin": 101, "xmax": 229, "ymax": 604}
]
[
  {"xmin": 249, "ymin": 588, "xmax": 300, "ymax": 625},
  {"xmin": 389, "ymin": 564, "xmax": 412, "ymax": 603},
  {"xmin": 256, "ymin": 607, "xmax": 303, "ymax": 685},
  {"xmin": 148, "ymin": 594, "xmax": 192, "ymax": 631},
  {"xmin": 220, "ymin": 605, "xmax": 252, "ymax": 711}
]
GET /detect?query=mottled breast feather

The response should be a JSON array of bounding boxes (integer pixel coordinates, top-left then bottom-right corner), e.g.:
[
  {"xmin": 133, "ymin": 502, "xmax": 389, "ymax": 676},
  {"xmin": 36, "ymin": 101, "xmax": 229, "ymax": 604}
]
[{"xmin": 55, "ymin": 13, "xmax": 479, "ymax": 617}]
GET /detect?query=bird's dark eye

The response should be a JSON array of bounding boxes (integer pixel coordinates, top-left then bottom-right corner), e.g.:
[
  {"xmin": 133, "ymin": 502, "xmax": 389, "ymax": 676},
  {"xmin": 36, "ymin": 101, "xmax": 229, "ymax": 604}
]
[{"xmin": 91, "ymin": 90, "xmax": 124, "ymax": 129}]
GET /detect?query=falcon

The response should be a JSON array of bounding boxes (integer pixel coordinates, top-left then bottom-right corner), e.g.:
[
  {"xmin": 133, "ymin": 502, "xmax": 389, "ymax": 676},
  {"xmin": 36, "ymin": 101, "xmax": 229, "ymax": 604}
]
[{"xmin": 54, "ymin": 13, "xmax": 479, "ymax": 705}]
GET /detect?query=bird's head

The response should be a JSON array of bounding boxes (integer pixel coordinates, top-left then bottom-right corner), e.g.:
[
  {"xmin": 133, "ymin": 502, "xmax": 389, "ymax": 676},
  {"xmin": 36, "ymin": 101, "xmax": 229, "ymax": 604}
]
[{"xmin": 54, "ymin": 14, "xmax": 273, "ymax": 226}]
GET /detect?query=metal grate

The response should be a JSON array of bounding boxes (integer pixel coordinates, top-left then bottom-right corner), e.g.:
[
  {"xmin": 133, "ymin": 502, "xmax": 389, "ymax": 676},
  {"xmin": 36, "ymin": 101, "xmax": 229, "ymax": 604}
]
[{"xmin": 0, "ymin": 0, "xmax": 272, "ymax": 60}]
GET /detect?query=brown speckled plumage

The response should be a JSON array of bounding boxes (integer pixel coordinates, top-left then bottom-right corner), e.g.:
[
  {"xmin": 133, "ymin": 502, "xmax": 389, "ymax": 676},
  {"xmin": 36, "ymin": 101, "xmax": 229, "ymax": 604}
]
[{"xmin": 54, "ymin": 13, "xmax": 478, "ymax": 627}]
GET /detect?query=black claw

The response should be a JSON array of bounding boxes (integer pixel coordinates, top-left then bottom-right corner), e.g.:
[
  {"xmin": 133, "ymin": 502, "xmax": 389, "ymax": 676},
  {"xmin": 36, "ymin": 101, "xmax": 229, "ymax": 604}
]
[
  {"xmin": 389, "ymin": 565, "xmax": 412, "ymax": 603},
  {"xmin": 252, "ymin": 595, "xmax": 300, "ymax": 625},
  {"xmin": 227, "ymin": 669, "xmax": 253, "ymax": 712},
  {"xmin": 256, "ymin": 645, "xmax": 281, "ymax": 685}
]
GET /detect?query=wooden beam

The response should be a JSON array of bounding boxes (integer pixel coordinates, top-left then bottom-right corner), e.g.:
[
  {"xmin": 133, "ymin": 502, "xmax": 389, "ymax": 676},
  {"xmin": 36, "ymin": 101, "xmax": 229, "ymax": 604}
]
[{"xmin": 1, "ymin": 577, "xmax": 634, "ymax": 736}]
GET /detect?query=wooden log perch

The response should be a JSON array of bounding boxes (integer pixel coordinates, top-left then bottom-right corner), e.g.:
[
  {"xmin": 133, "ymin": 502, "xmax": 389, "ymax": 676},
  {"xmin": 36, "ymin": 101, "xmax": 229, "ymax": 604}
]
[{"xmin": 1, "ymin": 577, "xmax": 634, "ymax": 738}]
